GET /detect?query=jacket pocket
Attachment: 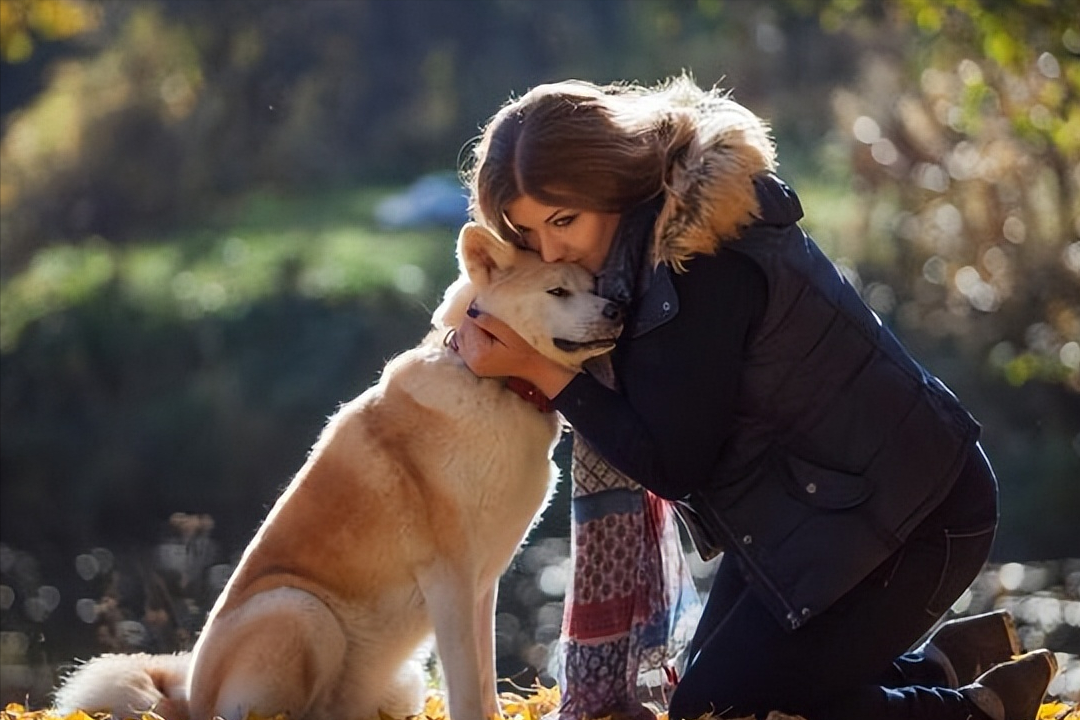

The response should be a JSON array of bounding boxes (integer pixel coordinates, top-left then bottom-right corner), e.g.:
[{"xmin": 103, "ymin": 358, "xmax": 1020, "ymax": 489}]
[{"xmin": 783, "ymin": 455, "xmax": 874, "ymax": 510}]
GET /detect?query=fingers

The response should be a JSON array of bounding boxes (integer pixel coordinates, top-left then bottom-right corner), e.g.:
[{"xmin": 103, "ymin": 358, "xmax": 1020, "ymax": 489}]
[
  {"xmin": 468, "ymin": 308, "xmax": 517, "ymax": 348},
  {"xmin": 452, "ymin": 316, "xmax": 489, "ymax": 367},
  {"xmin": 451, "ymin": 312, "xmax": 576, "ymax": 396},
  {"xmin": 453, "ymin": 316, "xmax": 505, "ymax": 377},
  {"xmin": 452, "ymin": 311, "xmax": 532, "ymax": 379}
]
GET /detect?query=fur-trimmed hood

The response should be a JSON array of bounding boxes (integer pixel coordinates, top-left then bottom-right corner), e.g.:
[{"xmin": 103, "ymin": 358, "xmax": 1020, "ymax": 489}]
[{"xmin": 652, "ymin": 90, "xmax": 777, "ymax": 270}]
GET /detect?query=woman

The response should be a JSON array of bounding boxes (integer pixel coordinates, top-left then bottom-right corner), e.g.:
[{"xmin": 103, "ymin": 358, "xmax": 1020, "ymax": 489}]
[{"xmin": 450, "ymin": 76, "xmax": 1056, "ymax": 720}]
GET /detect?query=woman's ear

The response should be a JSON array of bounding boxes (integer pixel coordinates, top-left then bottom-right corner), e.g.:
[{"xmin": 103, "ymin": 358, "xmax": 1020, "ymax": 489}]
[{"xmin": 458, "ymin": 222, "xmax": 517, "ymax": 285}]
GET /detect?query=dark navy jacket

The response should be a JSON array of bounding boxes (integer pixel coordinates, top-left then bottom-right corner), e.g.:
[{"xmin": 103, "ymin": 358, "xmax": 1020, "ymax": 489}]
[{"xmin": 554, "ymin": 174, "xmax": 981, "ymax": 630}]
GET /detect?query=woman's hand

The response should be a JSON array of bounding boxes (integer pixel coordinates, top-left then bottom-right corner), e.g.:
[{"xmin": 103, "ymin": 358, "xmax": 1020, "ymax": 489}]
[{"xmin": 452, "ymin": 308, "xmax": 577, "ymax": 399}]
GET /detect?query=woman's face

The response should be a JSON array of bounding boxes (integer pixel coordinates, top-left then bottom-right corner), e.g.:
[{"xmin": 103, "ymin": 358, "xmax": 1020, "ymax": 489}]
[{"xmin": 505, "ymin": 195, "xmax": 621, "ymax": 275}]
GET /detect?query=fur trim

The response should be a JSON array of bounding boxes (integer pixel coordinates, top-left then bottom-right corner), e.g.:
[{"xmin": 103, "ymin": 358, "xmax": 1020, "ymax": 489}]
[{"xmin": 653, "ymin": 87, "xmax": 776, "ymax": 271}]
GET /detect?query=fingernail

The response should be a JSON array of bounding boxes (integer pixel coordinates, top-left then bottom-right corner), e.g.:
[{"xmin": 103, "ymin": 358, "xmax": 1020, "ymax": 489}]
[{"xmin": 466, "ymin": 306, "xmax": 480, "ymax": 318}]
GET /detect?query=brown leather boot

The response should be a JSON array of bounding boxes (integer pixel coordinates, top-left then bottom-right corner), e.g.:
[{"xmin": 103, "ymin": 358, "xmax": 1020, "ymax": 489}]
[
  {"xmin": 960, "ymin": 649, "xmax": 1058, "ymax": 720},
  {"xmin": 919, "ymin": 609, "xmax": 1022, "ymax": 687}
]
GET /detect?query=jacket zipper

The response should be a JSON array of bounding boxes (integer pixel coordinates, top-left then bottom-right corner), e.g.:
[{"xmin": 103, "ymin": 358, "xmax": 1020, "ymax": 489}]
[{"xmin": 712, "ymin": 513, "xmax": 806, "ymax": 630}]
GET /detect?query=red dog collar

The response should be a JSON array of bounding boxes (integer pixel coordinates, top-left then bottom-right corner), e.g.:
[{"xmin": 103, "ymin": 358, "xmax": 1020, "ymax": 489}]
[
  {"xmin": 446, "ymin": 330, "xmax": 554, "ymax": 413},
  {"xmin": 505, "ymin": 376, "xmax": 555, "ymax": 414}
]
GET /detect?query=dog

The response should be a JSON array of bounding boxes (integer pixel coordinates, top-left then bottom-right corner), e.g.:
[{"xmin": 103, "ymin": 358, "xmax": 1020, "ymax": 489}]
[{"xmin": 52, "ymin": 222, "xmax": 623, "ymax": 720}]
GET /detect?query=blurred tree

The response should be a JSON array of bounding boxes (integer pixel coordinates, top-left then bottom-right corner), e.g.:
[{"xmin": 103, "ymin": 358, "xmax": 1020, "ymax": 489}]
[{"xmin": 824, "ymin": 0, "xmax": 1078, "ymax": 389}]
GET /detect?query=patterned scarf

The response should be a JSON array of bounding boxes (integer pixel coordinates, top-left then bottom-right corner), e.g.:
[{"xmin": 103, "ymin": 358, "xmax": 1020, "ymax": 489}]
[
  {"xmin": 554, "ymin": 430, "xmax": 702, "ymax": 720},
  {"xmin": 553, "ymin": 200, "xmax": 700, "ymax": 719}
]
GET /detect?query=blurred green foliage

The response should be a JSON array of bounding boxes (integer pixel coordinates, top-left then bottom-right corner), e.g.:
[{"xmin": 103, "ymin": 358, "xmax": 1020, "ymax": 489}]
[
  {"xmin": 0, "ymin": 0, "xmax": 1078, "ymax": 705},
  {"xmin": 825, "ymin": 0, "xmax": 1079, "ymax": 379},
  {"xmin": 1, "ymin": 187, "xmax": 448, "ymax": 351}
]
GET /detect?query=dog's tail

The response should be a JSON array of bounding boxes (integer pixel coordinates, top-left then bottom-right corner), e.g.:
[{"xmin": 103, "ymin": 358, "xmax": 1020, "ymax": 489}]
[{"xmin": 53, "ymin": 652, "xmax": 191, "ymax": 720}]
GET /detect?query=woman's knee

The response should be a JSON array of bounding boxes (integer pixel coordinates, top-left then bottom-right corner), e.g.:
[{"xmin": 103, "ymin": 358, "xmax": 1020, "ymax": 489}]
[{"xmin": 667, "ymin": 666, "xmax": 774, "ymax": 720}]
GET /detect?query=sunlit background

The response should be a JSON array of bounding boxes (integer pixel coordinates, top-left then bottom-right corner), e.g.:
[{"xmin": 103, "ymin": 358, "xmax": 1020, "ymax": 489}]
[{"xmin": 1, "ymin": 0, "xmax": 1077, "ymax": 708}]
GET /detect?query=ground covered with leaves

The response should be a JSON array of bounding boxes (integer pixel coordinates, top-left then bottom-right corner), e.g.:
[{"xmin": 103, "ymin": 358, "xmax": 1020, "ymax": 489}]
[
  {"xmin": 2, "ymin": 563, "xmax": 1079, "ymax": 720},
  {"xmin": 2, "ymin": 682, "xmax": 1077, "ymax": 720}
]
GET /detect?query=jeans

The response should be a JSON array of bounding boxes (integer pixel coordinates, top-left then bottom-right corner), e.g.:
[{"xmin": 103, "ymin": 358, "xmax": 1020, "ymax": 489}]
[{"xmin": 668, "ymin": 443, "xmax": 999, "ymax": 720}]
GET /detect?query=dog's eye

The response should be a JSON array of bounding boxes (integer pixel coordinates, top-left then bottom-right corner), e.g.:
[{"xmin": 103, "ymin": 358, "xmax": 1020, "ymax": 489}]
[{"xmin": 546, "ymin": 287, "xmax": 570, "ymax": 298}]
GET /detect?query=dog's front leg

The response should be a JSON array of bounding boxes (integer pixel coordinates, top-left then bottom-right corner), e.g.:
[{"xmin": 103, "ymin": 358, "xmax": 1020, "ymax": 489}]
[
  {"xmin": 475, "ymin": 583, "xmax": 500, "ymax": 720},
  {"xmin": 418, "ymin": 562, "xmax": 489, "ymax": 720}
]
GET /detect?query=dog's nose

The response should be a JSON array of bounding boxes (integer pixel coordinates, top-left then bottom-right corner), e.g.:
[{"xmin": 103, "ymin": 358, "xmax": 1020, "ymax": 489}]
[{"xmin": 602, "ymin": 302, "xmax": 623, "ymax": 322}]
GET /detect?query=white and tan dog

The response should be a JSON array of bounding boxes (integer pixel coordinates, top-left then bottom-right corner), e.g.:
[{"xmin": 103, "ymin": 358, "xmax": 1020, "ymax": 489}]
[{"xmin": 53, "ymin": 223, "xmax": 622, "ymax": 720}]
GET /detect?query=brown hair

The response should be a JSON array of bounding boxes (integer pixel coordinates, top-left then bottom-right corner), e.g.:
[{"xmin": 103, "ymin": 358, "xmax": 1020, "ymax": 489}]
[{"xmin": 463, "ymin": 76, "xmax": 705, "ymax": 244}]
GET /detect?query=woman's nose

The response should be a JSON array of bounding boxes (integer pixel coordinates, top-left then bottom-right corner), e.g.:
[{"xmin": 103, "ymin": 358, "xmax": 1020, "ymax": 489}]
[{"xmin": 539, "ymin": 239, "xmax": 563, "ymax": 263}]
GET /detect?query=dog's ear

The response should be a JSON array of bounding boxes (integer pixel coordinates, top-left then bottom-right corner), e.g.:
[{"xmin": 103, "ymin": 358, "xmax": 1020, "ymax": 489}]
[
  {"xmin": 458, "ymin": 222, "xmax": 516, "ymax": 286},
  {"xmin": 432, "ymin": 223, "xmax": 515, "ymax": 330}
]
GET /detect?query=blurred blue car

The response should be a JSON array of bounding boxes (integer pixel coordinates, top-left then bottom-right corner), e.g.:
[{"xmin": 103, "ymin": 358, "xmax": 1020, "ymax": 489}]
[{"xmin": 374, "ymin": 172, "xmax": 470, "ymax": 229}]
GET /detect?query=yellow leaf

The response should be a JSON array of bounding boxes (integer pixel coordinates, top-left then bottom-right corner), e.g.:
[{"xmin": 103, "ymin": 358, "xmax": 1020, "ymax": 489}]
[
  {"xmin": 498, "ymin": 680, "xmax": 560, "ymax": 720},
  {"xmin": 1038, "ymin": 700, "xmax": 1080, "ymax": 719},
  {"xmin": 420, "ymin": 689, "xmax": 447, "ymax": 719}
]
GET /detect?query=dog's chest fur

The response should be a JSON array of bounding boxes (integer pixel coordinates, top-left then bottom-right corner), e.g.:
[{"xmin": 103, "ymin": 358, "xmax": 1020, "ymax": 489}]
[{"xmin": 209, "ymin": 336, "xmax": 561, "ymax": 641}]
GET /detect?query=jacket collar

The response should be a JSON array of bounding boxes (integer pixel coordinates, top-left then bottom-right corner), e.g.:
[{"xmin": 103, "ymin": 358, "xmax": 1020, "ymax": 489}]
[
  {"xmin": 596, "ymin": 195, "xmax": 663, "ymax": 308},
  {"xmin": 652, "ymin": 94, "xmax": 777, "ymax": 269},
  {"xmin": 599, "ymin": 173, "xmax": 802, "ymax": 339},
  {"xmin": 595, "ymin": 92, "xmax": 791, "ymax": 340},
  {"xmin": 751, "ymin": 172, "xmax": 805, "ymax": 227},
  {"xmin": 594, "ymin": 196, "xmax": 676, "ymax": 339},
  {"xmin": 597, "ymin": 94, "xmax": 781, "ymax": 301}
]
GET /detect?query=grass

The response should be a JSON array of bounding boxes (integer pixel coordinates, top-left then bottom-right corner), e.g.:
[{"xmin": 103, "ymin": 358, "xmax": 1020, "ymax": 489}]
[{"xmin": 0, "ymin": 185, "xmax": 459, "ymax": 353}]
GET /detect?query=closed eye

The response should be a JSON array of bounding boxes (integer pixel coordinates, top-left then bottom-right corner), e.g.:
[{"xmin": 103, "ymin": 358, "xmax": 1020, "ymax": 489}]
[{"xmin": 546, "ymin": 287, "xmax": 570, "ymax": 298}]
